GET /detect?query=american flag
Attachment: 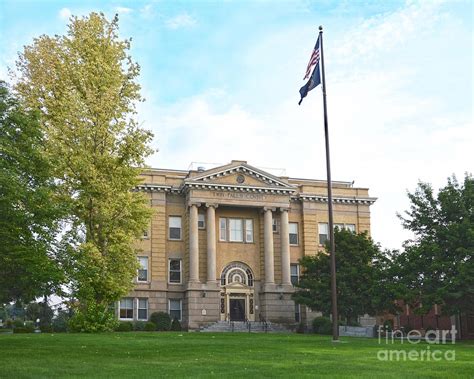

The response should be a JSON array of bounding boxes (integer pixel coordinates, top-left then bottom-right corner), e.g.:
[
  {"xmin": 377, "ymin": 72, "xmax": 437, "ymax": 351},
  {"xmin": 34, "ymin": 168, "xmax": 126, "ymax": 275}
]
[{"xmin": 303, "ymin": 36, "xmax": 320, "ymax": 80}]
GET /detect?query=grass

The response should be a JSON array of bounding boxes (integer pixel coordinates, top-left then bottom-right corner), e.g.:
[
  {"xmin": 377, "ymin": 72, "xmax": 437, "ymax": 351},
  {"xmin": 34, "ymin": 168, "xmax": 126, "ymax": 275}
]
[{"xmin": 0, "ymin": 332, "xmax": 473, "ymax": 378}]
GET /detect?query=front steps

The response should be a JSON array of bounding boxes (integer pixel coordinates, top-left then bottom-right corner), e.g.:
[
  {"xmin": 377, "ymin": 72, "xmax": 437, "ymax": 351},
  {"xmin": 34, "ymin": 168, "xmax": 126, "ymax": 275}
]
[{"xmin": 200, "ymin": 320, "xmax": 291, "ymax": 333}]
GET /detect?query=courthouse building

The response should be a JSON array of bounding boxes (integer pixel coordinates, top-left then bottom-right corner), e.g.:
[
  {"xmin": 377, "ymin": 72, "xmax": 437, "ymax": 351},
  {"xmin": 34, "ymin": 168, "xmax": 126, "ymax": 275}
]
[{"xmin": 118, "ymin": 160, "xmax": 376, "ymax": 329}]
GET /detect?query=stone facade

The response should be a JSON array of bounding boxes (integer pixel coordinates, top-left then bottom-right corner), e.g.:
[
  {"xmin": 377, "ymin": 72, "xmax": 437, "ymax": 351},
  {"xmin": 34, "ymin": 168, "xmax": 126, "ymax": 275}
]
[{"xmin": 119, "ymin": 160, "xmax": 376, "ymax": 329}]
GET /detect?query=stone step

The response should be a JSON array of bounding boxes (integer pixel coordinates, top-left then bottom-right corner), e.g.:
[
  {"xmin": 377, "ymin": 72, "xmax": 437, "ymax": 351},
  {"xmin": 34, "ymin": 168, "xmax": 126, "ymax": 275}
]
[{"xmin": 200, "ymin": 321, "xmax": 291, "ymax": 333}]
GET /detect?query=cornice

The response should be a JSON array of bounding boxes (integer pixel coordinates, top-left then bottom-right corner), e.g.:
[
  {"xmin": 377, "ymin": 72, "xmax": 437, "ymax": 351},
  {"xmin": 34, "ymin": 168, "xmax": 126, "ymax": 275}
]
[
  {"xmin": 184, "ymin": 182, "xmax": 296, "ymax": 195},
  {"xmin": 294, "ymin": 193, "xmax": 377, "ymax": 205},
  {"xmin": 134, "ymin": 184, "xmax": 376, "ymax": 205},
  {"xmin": 134, "ymin": 184, "xmax": 180, "ymax": 194}
]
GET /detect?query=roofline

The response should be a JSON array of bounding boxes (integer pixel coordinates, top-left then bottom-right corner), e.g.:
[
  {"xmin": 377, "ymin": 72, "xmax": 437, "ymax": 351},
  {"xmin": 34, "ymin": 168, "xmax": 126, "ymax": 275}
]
[{"xmin": 141, "ymin": 167, "xmax": 368, "ymax": 190}]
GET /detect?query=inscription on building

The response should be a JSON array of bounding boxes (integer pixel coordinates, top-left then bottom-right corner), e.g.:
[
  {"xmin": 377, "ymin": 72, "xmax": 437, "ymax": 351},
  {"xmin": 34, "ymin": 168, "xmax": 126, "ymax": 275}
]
[{"xmin": 213, "ymin": 192, "xmax": 266, "ymax": 201}]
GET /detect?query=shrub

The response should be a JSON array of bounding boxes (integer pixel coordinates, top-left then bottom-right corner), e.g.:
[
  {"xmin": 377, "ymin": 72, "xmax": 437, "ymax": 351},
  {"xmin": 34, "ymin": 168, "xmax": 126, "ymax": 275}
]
[
  {"xmin": 68, "ymin": 303, "xmax": 118, "ymax": 333},
  {"xmin": 116, "ymin": 322, "xmax": 133, "ymax": 332},
  {"xmin": 296, "ymin": 322, "xmax": 306, "ymax": 334},
  {"xmin": 4, "ymin": 319, "xmax": 13, "ymax": 329},
  {"xmin": 383, "ymin": 319, "xmax": 393, "ymax": 332},
  {"xmin": 13, "ymin": 327, "xmax": 31, "ymax": 334},
  {"xmin": 402, "ymin": 324, "xmax": 413, "ymax": 334},
  {"xmin": 24, "ymin": 321, "xmax": 35, "ymax": 332},
  {"xmin": 346, "ymin": 319, "xmax": 361, "ymax": 327},
  {"xmin": 150, "ymin": 312, "xmax": 171, "ymax": 331},
  {"xmin": 133, "ymin": 321, "xmax": 147, "ymax": 331},
  {"xmin": 13, "ymin": 319, "xmax": 24, "ymax": 328},
  {"xmin": 40, "ymin": 324, "xmax": 53, "ymax": 333},
  {"xmin": 144, "ymin": 322, "xmax": 156, "ymax": 331},
  {"xmin": 13, "ymin": 321, "xmax": 34, "ymax": 334},
  {"xmin": 52, "ymin": 312, "xmax": 69, "ymax": 332},
  {"xmin": 170, "ymin": 318, "xmax": 182, "ymax": 331},
  {"xmin": 312, "ymin": 317, "xmax": 333, "ymax": 335}
]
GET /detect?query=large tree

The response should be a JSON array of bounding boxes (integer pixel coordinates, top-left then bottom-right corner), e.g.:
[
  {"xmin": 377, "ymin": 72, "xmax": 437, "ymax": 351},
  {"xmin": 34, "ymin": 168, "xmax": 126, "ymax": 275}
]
[
  {"xmin": 293, "ymin": 229, "xmax": 399, "ymax": 323},
  {"xmin": 0, "ymin": 81, "xmax": 64, "ymax": 304},
  {"xmin": 14, "ymin": 13, "xmax": 153, "ymax": 330},
  {"xmin": 396, "ymin": 175, "xmax": 474, "ymax": 316}
]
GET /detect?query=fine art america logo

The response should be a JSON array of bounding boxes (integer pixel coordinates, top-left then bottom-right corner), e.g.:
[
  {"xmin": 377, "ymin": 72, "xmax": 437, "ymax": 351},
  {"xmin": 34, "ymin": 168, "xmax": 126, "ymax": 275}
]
[{"xmin": 377, "ymin": 326, "xmax": 457, "ymax": 362}]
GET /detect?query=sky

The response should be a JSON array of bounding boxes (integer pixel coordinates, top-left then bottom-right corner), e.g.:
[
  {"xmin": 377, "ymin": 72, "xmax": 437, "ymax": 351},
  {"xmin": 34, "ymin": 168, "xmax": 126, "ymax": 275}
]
[{"xmin": 0, "ymin": 0, "xmax": 472, "ymax": 250}]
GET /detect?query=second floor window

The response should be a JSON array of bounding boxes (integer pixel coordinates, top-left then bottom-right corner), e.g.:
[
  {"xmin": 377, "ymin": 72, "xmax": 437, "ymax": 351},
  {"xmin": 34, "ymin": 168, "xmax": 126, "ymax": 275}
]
[
  {"xmin": 198, "ymin": 214, "xmax": 206, "ymax": 229},
  {"xmin": 245, "ymin": 219, "xmax": 254, "ymax": 243},
  {"xmin": 345, "ymin": 224, "xmax": 356, "ymax": 233},
  {"xmin": 137, "ymin": 256, "xmax": 148, "ymax": 282},
  {"xmin": 318, "ymin": 223, "xmax": 329, "ymax": 245},
  {"xmin": 219, "ymin": 218, "xmax": 253, "ymax": 243},
  {"xmin": 272, "ymin": 218, "xmax": 279, "ymax": 233},
  {"xmin": 169, "ymin": 216, "xmax": 182, "ymax": 240},
  {"xmin": 219, "ymin": 218, "xmax": 227, "ymax": 241},
  {"xmin": 169, "ymin": 258, "xmax": 182, "ymax": 284},
  {"xmin": 229, "ymin": 219, "xmax": 243, "ymax": 242},
  {"xmin": 289, "ymin": 222, "xmax": 299, "ymax": 245}
]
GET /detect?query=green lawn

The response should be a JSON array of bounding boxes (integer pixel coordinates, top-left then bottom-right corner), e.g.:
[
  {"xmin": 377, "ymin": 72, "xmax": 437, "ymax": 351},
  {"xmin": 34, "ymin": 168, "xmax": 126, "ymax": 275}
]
[{"xmin": 0, "ymin": 332, "xmax": 472, "ymax": 378}]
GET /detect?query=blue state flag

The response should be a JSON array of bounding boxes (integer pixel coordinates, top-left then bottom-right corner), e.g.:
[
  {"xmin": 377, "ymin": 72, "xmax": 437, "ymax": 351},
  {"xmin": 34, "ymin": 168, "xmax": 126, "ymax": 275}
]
[{"xmin": 298, "ymin": 62, "xmax": 321, "ymax": 105}]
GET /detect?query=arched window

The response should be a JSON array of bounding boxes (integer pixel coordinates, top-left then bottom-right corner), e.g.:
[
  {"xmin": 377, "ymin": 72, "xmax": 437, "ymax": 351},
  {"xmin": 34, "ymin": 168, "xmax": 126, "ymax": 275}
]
[{"xmin": 220, "ymin": 262, "xmax": 254, "ymax": 286}]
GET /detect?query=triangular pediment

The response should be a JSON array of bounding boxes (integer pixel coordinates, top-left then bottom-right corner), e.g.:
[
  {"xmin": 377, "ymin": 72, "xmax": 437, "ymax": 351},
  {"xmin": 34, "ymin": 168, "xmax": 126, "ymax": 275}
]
[{"xmin": 185, "ymin": 161, "xmax": 296, "ymax": 190}]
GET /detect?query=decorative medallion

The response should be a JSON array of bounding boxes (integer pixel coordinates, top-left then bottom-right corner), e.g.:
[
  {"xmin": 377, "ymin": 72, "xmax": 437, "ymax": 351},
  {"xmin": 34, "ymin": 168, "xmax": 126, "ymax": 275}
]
[{"xmin": 236, "ymin": 174, "xmax": 245, "ymax": 184}]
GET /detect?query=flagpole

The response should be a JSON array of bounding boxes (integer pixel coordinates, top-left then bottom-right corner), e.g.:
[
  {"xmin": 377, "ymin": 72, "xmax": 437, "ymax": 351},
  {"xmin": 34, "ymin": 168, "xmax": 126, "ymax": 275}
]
[{"xmin": 319, "ymin": 25, "xmax": 339, "ymax": 342}]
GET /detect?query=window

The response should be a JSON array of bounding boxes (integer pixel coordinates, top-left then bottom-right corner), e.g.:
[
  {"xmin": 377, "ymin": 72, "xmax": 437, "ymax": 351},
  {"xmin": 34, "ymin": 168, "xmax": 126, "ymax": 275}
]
[
  {"xmin": 219, "ymin": 218, "xmax": 227, "ymax": 241},
  {"xmin": 318, "ymin": 223, "xmax": 329, "ymax": 245},
  {"xmin": 137, "ymin": 298, "xmax": 148, "ymax": 320},
  {"xmin": 198, "ymin": 214, "xmax": 206, "ymax": 229},
  {"xmin": 346, "ymin": 224, "xmax": 356, "ymax": 233},
  {"xmin": 137, "ymin": 256, "xmax": 148, "ymax": 282},
  {"xmin": 220, "ymin": 218, "xmax": 253, "ymax": 243},
  {"xmin": 229, "ymin": 219, "xmax": 243, "ymax": 242},
  {"xmin": 142, "ymin": 229, "xmax": 149, "ymax": 239},
  {"xmin": 272, "ymin": 218, "xmax": 279, "ymax": 233},
  {"xmin": 169, "ymin": 259, "xmax": 182, "ymax": 284},
  {"xmin": 169, "ymin": 216, "xmax": 182, "ymax": 240},
  {"xmin": 169, "ymin": 299, "xmax": 182, "ymax": 321},
  {"xmin": 291, "ymin": 264, "xmax": 299, "ymax": 286},
  {"xmin": 245, "ymin": 219, "xmax": 254, "ymax": 243},
  {"xmin": 295, "ymin": 303, "xmax": 301, "ymax": 322},
  {"xmin": 120, "ymin": 298, "xmax": 133, "ymax": 319},
  {"xmin": 334, "ymin": 223, "xmax": 344, "ymax": 231},
  {"xmin": 289, "ymin": 223, "xmax": 299, "ymax": 245}
]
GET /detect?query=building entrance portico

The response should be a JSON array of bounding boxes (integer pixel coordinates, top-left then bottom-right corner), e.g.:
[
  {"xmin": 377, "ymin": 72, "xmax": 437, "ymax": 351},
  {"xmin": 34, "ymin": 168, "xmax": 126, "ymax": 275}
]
[{"xmin": 220, "ymin": 262, "xmax": 255, "ymax": 321}]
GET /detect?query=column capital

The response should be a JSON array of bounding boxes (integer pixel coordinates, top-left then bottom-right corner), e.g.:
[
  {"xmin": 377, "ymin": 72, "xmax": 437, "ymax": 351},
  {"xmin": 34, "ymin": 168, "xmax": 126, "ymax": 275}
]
[
  {"xmin": 263, "ymin": 207, "xmax": 276, "ymax": 212},
  {"xmin": 279, "ymin": 207, "xmax": 290, "ymax": 213},
  {"xmin": 188, "ymin": 202, "xmax": 202, "ymax": 208},
  {"xmin": 205, "ymin": 203, "xmax": 219, "ymax": 209}
]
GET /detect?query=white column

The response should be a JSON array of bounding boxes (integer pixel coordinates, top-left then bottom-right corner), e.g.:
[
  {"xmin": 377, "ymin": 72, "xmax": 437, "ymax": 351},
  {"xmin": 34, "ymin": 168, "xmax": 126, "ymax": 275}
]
[
  {"xmin": 263, "ymin": 207, "xmax": 275, "ymax": 284},
  {"xmin": 280, "ymin": 208, "xmax": 291, "ymax": 285},
  {"xmin": 206, "ymin": 204, "xmax": 217, "ymax": 283},
  {"xmin": 189, "ymin": 203, "xmax": 200, "ymax": 283}
]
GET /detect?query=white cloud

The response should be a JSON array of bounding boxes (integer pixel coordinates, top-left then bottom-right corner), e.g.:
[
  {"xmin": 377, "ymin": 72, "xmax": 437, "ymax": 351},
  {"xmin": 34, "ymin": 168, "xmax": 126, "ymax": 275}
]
[
  {"xmin": 165, "ymin": 13, "xmax": 197, "ymax": 30},
  {"xmin": 58, "ymin": 7, "xmax": 72, "ymax": 20},
  {"xmin": 115, "ymin": 6, "xmax": 133, "ymax": 14}
]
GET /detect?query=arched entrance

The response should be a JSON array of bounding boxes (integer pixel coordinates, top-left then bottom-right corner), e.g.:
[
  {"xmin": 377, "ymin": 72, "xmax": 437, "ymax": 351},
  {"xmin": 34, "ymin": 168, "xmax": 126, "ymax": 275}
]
[{"xmin": 220, "ymin": 262, "xmax": 255, "ymax": 322}]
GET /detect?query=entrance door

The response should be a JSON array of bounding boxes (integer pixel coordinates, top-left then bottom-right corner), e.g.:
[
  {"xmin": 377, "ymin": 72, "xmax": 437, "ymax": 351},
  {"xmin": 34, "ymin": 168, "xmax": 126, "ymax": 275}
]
[{"xmin": 230, "ymin": 299, "xmax": 245, "ymax": 321}]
